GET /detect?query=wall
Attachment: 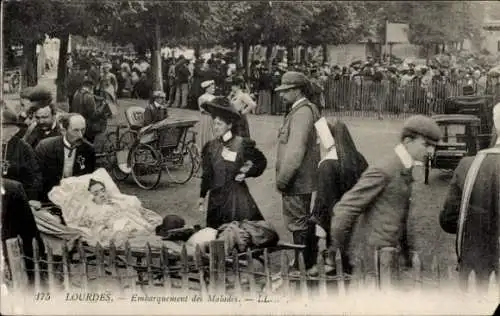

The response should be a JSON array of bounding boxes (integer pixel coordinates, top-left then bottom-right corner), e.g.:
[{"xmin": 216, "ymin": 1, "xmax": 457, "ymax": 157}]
[
  {"xmin": 326, "ymin": 44, "xmax": 367, "ymax": 66},
  {"xmin": 482, "ymin": 29, "xmax": 500, "ymax": 54}
]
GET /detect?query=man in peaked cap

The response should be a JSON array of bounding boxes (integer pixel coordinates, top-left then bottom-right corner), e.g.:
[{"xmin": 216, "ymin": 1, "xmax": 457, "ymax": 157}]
[
  {"xmin": 440, "ymin": 103, "xmax": 500, "ymax": 292},
  {"xmin": 329, "ymin": 115, "xmax": 442, "ymax": 274},
  {"xmin": 275, "ymin": 71, "xmax": 321, "ymax": 269}
]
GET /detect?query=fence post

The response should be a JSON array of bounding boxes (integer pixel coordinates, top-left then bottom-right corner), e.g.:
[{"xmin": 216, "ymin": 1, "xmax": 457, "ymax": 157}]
[
  {"xmin": 245, "ymin": 248, "xmax": 257, "ymax": 294},
  {"xmin": 208, "ymin": 240, "xmax": 225, "ymax": 294},
  {"xmin": 334, "ymin": 249, "xmax": 346, "ymax": 297},
  {"xmin": 160, "ymin": 245, "xmax": 171, "ymax": 294},
  {"xmin": 297, "ymin": 251, "xmax": 308, "ymax": 300},
  {"xmin": 77, "ymin": 240, "xmax": 88, "ymax": 291},
  {"xmin": 231, "ymin": 249, "xmax": 242, "ymax": 296},
  {"xmin": 377, "ymin": 247, "xmax": 399, "ymax": 291},
  {"xmin": 317, "ymin": 253, "xmax": 327, "ymax": 299},
  {"xmin": 5, "ymin": 238, "xmax": 28, "ymax": 292},
  {"xmin": 180, "ymin": 244, "xmax": 189, "ymax": 294},
  {"xmin": 46, "ymin": 243, "xmax": 55, "ymax": 292},
  {"xmin": 263, "ymin": 248, "xmax": 272, "ymax": 294},
  {"xmin": 32, "ymin": 238, "xmax": 41, "ymax": 294},
  {"xmin": 124, "ymin": 241, "xmax": 136, "ymax": 293},
  {"xmin": 411, "ymin": 251, "xmax": 422, "ymax": 293},
  {"xmin": 279, "ymin": 251, "xmax": 289, "ymax": 298},
  {"xmin": 430, "ymin": 255, "xmax": 440, "ymax": 288},
  {"xmin": 61, "ymin": 244, "xmax": 71, "ymax": 292}
]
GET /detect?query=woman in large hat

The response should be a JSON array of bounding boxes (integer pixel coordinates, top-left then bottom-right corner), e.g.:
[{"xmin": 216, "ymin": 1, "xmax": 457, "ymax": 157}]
[
  {"xmin": 227, "ymin": 76, "xmax": 257, "ymax": 138},
  {"xmin": 198, "ymin": 97, "xmax": 267, "ymax": 229},
  {"xmin": 1, "ymin": 105, "xmax": 42, "ymax": 202},
  {"xmin": 197, "ymin": 80, "xmax": 217, "ymax": 150}
]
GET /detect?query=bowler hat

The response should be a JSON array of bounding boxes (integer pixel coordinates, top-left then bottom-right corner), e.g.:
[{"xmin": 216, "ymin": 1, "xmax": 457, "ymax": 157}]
[
  {"xmin": 403, "ymin": 115, "xmax": 442, "ymax": 145},
  {"xmin": 274, "ymin": 71, "xmax": 309, "ymax": 91},
  {"xmin": 201, "ymin": 97, "xmax": 241, "ymax": 123},
  {"xmin": 155, "ymin": 215, "xmax": 186, "ymax": 237}
]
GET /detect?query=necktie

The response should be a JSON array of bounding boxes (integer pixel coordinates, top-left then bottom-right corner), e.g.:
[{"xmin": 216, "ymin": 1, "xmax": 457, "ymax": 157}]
[{"xmin": 65, "ymin": 144, "xmax": 75, "ymax": 158}]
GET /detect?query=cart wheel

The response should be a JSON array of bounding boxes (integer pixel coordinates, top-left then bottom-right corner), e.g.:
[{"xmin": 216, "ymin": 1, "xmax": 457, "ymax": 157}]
[
  {"xmin": 119, "ymin": 130, "xmax": 138, "ymax": 151},
  {"xmin": 104, "ymin": 131, "xmax": 119, "ymax": 165},
  {"xmin": 424, "ymin": 154, "xmax": 431, "ymax": 185},
  {"xmin": 164, "ymin": 146, "xmax": 195, "ymax": 184},
  {"xmin": 187, "ymin": 141, "xmax": 201, "ymax": 174},
  {"xmin": 130, "ymin": 143, "xmax": 162, "ymax": 190}
]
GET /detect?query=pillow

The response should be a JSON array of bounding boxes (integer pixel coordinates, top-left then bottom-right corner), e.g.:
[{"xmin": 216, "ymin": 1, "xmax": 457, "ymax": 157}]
[{"xmin": 48, "ymin": 168, "xmax": 121, "ymax": 212}]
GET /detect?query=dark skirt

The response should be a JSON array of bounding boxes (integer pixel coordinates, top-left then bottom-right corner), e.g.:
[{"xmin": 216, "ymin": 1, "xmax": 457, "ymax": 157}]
[{"xmin": 206, "ymin": 181, "xmax": 264, "ymax": 229}]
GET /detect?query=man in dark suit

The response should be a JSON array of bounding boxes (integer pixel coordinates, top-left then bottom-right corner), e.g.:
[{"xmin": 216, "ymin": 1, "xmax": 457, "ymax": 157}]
[
  {"xmin": 35, "ymin": 114, "xmax": 96, "ymax": 202},
  {"xmin": 440, "ymin": 102, "xmax": 500, "ymax": 291},
  {"xmin": 275, "ymin": 71, "xmax": 321, "ymax": 269},
  {"xmin": 23, "ymin": 86, "xmax": 61, "ymax": 148},
  {"xmin": 329, "ymin": 115, "xmax": 442, "ymax": 273},
  {"xmin": 2, "ymin": 179, "xmax": 46, "ymax": 284}
]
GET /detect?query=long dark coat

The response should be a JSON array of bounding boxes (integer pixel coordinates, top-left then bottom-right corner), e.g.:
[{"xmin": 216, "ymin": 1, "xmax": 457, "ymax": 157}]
[
  {"xmin": 3, "ymin": 136, "xmax": 42, "ymax": 200},
  {"xmin": 200, "ymin": 135, "xmax": 267, "ymax": 229},
  {"xmin": 2, "ymin": 179, "xmax": 46, "ymax": 283},
  {"xmin": 440, "ymin": 146, "xmax": 500, "ymax": 287}
]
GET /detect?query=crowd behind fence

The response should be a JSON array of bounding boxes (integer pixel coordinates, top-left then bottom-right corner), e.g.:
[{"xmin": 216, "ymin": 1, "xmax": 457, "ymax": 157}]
[
  {"xmin": 318, "ymin": 77, "xmax": 500, "ymax": 119},
  {"xmin": 3, "ymin": 237, "xmax": 499, "ymax": 299}
]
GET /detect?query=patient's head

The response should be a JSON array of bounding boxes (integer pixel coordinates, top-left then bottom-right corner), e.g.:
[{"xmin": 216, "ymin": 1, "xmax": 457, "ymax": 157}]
[{"xmin": 88, "ymin": 179, "xmax": 109, "ymax": 205}]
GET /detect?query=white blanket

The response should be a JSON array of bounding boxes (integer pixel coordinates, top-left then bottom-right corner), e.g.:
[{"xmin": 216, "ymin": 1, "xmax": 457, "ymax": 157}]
[{"xmin": 48, "ymin": 168, "xmax": 163, "ymax": 247}]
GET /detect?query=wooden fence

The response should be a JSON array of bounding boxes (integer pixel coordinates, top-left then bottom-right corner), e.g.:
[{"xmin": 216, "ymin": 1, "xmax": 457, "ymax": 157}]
[
  {"xmin": 3, "ymin": 237, "xmax": 499, "ymax": 299},
  {"xmin": 267, "ymin": 77, "xmax": 500, "ymax": 119}
]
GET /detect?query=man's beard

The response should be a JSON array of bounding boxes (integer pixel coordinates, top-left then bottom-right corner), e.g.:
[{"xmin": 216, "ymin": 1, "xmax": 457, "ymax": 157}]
[{"xmin": 39, "ymin": 123, "xmax": 52, "ymax": 131}]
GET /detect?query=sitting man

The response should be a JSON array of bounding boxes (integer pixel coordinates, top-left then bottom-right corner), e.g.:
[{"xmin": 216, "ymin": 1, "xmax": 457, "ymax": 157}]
[
  {"xmin": 144, "ymin": 90, "xmax": 168, "ymax": 126},
  {"xmin": 35, "ymin": 113, "xmax": 96, "ymax": 202},
  {"xmin": 48, "ymin": 168, "xmax": 162, "ymax": 246}
]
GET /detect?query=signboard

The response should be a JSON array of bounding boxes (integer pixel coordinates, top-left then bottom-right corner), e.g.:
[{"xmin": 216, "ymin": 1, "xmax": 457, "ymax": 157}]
[{"xmin": 387, "ymin": 23, "xmax": 410, "ymax": 44}]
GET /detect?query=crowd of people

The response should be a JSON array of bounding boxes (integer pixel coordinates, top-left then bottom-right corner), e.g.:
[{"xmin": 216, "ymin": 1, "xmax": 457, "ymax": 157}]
[{"xmin": 1, "ymin": 49, "xmax": 499, "ymax": 292}]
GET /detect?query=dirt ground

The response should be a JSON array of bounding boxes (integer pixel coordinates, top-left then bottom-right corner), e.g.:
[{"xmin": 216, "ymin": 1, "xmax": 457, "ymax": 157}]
[{"xmin": 102, "ymin": 102, "xmax": 457, "ymax": 274}]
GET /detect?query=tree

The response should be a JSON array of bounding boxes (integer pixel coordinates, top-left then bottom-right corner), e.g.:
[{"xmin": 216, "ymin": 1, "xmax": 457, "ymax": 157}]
[{"xmin": 4, "ymin": 1, "xmax": 55, "ymax": 87}]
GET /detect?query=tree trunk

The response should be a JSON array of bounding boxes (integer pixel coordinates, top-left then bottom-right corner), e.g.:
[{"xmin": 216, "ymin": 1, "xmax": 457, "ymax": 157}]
[
  {"xmin": 300, "ymin": 47, "xmax": 307, "ymax": 64},
  {"xmin": 242, "ymin": 41, "xmax": 250, "ymax": 78},
  {"xmin": 194, "ymin": 42, "xmax": 201, "ymax": 60},
  {"xmin": 266, "ymin": 43, "xmax": 273, "ymax": 69},
  {"xmin": 286, "ymin": 45, "xmax": 294, "ymax": 64},
  {"xmin": 21, "ymin": 40, "xmax": 38, "ymax": 88},
  {"xmin": 152, "ymin": 19, "xmax": 163, "ymax": 92},
  {"xmin": 322, "ymin": 43, "xmax": 328, "ymax": 64},
  {"xmin": 56, "ymin": 33, "xmax": 69, "ymax": 103}
]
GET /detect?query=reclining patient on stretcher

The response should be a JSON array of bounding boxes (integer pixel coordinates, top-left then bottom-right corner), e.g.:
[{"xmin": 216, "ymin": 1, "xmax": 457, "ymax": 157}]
[{"xmin": 48, "ymin": 168, "xmax": 163, "ymax": 247}]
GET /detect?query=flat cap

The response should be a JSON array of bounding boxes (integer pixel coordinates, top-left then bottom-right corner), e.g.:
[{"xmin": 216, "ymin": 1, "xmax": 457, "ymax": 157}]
[
  {"xmin": 151, "ymin": 90, "xmax": 166, "ymax": 98},
  {"xmin": 403, "ymin": 115, "xmax": 442, "ymax": 145},
  {"xmin": 27, "ymin": 85, "xmax": 53, "ymax": 106},
  {"xmin": 275, "ymin": 71, "xmax": 308, "ymax": 91}
]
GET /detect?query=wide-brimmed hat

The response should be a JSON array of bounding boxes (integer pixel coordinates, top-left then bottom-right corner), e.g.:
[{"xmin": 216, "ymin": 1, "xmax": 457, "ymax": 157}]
[
  {"xmin": 403, "ymin": 115, "xmax": 442, "ymax": 145},
  {"xmin": 155, "ymin": 215, "xmax": 186, "ymax": 237},
  {"xmin": 274, "ymin": 71, "xmax": 309, "ymax": 91},
  {"xmin": 201, "ymin": 97, "xmax": 241, "ymax": 123}
]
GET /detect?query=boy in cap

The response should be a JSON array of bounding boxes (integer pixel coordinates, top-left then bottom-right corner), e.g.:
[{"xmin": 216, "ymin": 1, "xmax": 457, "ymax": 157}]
[
  {"xmin": 440, "ymin": 102, "xmax": 500, "ymax": 291},
  {"xmin": 329, "ymin": 115, "xmax": 441, "ymax": 274}
]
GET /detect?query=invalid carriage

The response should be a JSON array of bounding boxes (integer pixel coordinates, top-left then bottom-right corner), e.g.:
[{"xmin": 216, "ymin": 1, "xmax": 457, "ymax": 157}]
[{"xmin": 424, "ymin": 95, "xmax": 496, "ymax": 184}]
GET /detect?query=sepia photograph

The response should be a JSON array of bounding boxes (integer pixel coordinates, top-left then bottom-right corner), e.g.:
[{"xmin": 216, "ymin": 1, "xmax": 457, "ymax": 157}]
[{"xmin": 0, "ymin": 0, "xmax": 499, "ymax": 315}]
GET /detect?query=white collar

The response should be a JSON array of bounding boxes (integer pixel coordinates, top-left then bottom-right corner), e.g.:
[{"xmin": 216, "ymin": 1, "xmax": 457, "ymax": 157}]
[
  {"xmin": 319, "ymin": 146, "xmax": 338, "ymax": 167},
  {"xmin": 394, "ymin": 144, "xmax": 414, "ymax": 169},
  {"xmin": 63, "ymin": 136, "xmax": 73, "ymax": 148},
  {"xmin": 291, "ymin": 97, "xmax": 307, "ymax": 110},
  {"xmin": 222, "ymin": 131, "xmax": 233, "ymax": 142}
]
